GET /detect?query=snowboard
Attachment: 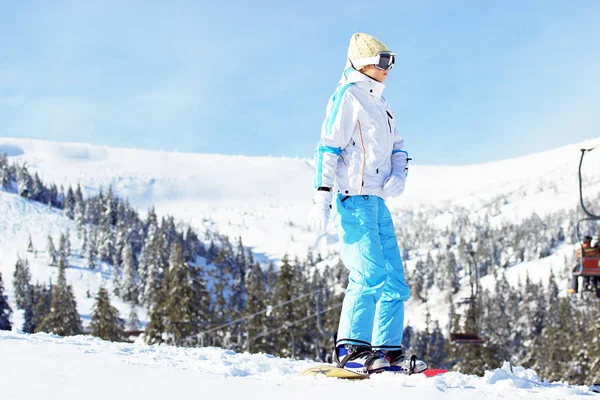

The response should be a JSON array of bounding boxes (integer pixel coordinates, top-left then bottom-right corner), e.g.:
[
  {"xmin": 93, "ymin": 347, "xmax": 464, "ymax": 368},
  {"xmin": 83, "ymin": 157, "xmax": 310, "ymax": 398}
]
[{"xmin": 301, "ymin": 365, "xmax": 448, "ymax": 379}]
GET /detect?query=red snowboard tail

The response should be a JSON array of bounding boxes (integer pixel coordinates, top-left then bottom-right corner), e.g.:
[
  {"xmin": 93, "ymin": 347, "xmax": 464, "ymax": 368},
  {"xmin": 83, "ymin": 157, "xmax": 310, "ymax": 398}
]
[{"xmin": 423, "ymin": 369, "xmax": 448, "ymax": 377}]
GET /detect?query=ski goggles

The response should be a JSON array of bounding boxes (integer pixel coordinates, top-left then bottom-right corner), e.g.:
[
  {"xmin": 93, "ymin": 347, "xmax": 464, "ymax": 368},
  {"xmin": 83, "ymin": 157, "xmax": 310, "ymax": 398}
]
[{"xmin": 356, "ymin": 52, "xmax": 396, "ymax": 71}]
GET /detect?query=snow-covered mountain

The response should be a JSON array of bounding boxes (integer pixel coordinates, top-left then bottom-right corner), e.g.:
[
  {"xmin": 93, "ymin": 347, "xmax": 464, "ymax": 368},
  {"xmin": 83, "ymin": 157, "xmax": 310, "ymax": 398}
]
[
  {"xmin": 2, "ymin": 137, "xmax": 600, "ymax": 263},
  {"xmin": 1, "ymin": 136, "xmax": 599, "ymax": 341},
  {"xmin": 0, "ymin": 330, "xmax": 592, "ymax": 400}
]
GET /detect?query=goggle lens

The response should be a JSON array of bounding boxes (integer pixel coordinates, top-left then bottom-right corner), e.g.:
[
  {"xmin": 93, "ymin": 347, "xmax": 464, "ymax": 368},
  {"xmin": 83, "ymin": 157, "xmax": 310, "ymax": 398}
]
[{"xmin": 376, "ymin": 53, "xmax": 395, "ymax": 70}]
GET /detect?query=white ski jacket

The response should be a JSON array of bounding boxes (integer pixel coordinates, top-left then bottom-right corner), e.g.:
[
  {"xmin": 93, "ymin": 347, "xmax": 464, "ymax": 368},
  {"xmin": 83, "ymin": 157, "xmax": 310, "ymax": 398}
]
[{"xmin": 313, "ymin": 64, "xmax": 408, "ymax": 200}]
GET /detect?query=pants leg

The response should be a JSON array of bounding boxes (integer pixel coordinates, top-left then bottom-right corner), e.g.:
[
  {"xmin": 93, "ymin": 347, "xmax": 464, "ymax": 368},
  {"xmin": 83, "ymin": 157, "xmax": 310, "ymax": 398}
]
[
  {"xmin": 372, "ymin": 197, "xmax": 410, "ymax": 349},
  {"xmin": 570, "ymin": 275, "xmax": 579, "ymax": 293},
  {"xmin": 333, "ymin": 195, "xmax": 387, "ymax": 346}
]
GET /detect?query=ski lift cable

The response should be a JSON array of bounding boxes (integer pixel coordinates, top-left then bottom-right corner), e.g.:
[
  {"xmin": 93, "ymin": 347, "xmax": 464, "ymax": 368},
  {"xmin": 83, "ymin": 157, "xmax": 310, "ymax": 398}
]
[
  {"xmin": 578, "ymin": 148, "xmax": 600, "ymax": 220},
  {"xmin": 189, "ymin": 288, "xmax": 322, "ymax": 335},
  {"xmin": 251, "ymin": 302, "xmax": 343, "ymax": 342},
  {"xmin": 474, "ymin": 150, "xmax": 591, "ymax": 216}
]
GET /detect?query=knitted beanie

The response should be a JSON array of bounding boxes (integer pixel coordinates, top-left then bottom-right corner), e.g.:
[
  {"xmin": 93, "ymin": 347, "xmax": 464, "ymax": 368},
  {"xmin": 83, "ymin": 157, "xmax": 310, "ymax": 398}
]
[{"xmin": 347, "ymin": 32, "xmax": 389, "ymax": 70}]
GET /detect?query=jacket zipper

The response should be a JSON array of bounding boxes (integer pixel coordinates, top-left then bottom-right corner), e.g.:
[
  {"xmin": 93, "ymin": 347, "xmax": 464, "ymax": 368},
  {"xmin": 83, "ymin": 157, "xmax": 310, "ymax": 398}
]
[
  {"xmin": 357, "ymin": 119, "xmax": 366, "ymax": 195},
  {"xmin": 386, "ymin": 110, "xmax": 393, "ymax": 135}
]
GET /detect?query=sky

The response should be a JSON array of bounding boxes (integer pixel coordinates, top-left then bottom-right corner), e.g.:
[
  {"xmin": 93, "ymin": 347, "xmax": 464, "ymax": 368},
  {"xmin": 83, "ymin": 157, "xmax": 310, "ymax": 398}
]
[{"xmin": 1, "ymin": 0, "xmax": 599, "ymax": 165}]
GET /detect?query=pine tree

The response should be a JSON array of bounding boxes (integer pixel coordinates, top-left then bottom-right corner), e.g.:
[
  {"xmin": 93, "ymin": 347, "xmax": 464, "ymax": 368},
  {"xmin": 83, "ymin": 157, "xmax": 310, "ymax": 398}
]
[
  {"xmin": 411, "ymin": 260, "xmax": 426, "ymax": 301},
  {"xmin": 126, "ymin": 303, "xmax": 141, "ymax": 331},
  {"xmin": 443, "ymin": 250, "xmax": 460, "ymax": 294},
  {"xmin": 546, "ymin": 269, "xmax": 560, "ymax": 327},
  {"xmin": 245, "ymin": 262, "xmax": 269, "ymax": 353},
  {"xmin": 58, "ymin": 233, "xmax": 68, "ymax": 260},
  {"xmin": 27, "ymin": 234, "xmax": 34, "ymax": 253},
  {"xmin": 64, "ymin": 229, "xmax": 71, "ymax": 258},
  {"xmin": 485, "ymin": 272, "xmax": 511, "ymax": 362},
  {"xmin": 90, "ymin": 287, "xmax": 125, "ymax": 342},
  {"xmin": 226, "ymin": 237, "xmax": 248, "ymax": 347},
  {"xmin": 64, "ymin": 186, "xmax": 75, "ymax": 219},
  {"xmin": 13, "ymin": 257, "xmax": 32, "ymax": 309},
  {"xmin": 22, "ymin": 284, "xmax": 45, "ymax": 333},
  {"xmin": 291, "ymin": 257, "xmax": 315, "ymax": 359},
  {"xmin": 189, "ymin": 262, "xmax": 210, "ymax": 335},
  {"xmin": 144, "ymin": 300, "xmax": 167, "ymax": 345},
  {"xmin": 111, "ymin": 256, "xmax": 122, "ymax": 297},
  {"xmin": 0, "ymin": 153, "xmax": 10, "ymax": 189},
  {"xmin": 37, "ymin": 262, "xmax": 82, "ymax": 336},
  {"xmin": 97, "ymin": 223, "xmax": 114, "ymax": 264},
  {"xmin": 271, "ymin": 255, "xmax": 297, "ymax": 357},
  {"xmin": 74, "ymin": 187, "xmax": 85, "ymax": 238},
  {"xmin": 183, "ymin": 226, "xmax": 203, "ymax": 261},
  {"xmin": 141, "ymin": 232, "xmax": 167, "ymax": 308},
  {"xmin": 0, "ymin": 272, "xmax": 12, "ymax": 330},
  {"xmin": 46, "ymin": 234, "xmax": 57, "ymax": 266},
  {"xmin": 210, "ymin": 247, "xmax": 233, "ymax": 331},
  {"xmin": 16, "ymin": 164, "xmax": 32, "ymax": 199},
  {"xmin": 521, "ymin": 274, "xmax": 546, "ymax": 345},
  {"xmin": 161, "ymin": 240, "xmax": 205, "ymax": 346},
  {"xmin": 32, "ymin": 284, "xmax": 52, "ymax": 333},
  {"xmin": 427, "ymin": 321, "xmax": 449, "ymax": 369},
  {"xmin": 86, "ymin": 228, "xmax": 98, "ymax": 269},
  {"xmin": 231, "ymin": 237, "xmax": 247, "ymax": 316},
  {"xmin": 588, "ymin": 303, "xmax": 600, "ymax": 383},
  {"xmin": 120, "ymin": 242, "xmax": 138, "ymax": 303}
]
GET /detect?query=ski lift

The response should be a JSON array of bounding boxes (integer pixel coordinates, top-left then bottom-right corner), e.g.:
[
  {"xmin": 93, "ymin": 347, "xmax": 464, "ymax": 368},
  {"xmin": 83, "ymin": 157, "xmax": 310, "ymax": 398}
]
[
  {"xmin": 450, "ymin": 250, "xmax": 485, "ymax": 345},
  {"xmin": 571, "ymin": 149, "xmax": 600, "ymax": 298},
  {"xmin": 449, "ymin": 332, "xmax": 485, "ymax": 344}
]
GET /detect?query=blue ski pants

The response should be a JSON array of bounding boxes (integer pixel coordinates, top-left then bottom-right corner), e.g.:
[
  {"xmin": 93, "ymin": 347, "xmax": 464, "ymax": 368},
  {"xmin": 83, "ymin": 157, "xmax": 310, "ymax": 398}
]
[{"xmin": 333, "ymin": 194, "xmax": 410, "ymax": 349}]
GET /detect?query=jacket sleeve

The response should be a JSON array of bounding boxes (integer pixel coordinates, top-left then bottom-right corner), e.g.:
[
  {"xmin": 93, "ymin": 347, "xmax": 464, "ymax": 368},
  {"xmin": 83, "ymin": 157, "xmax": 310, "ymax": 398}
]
[
  {"xmin": 389, "ymin": 106, "xmax": 408, "ymax": 177},
  {"xmin": 313, "ymin": 86, "xmax": 358, "ymax": 189}
]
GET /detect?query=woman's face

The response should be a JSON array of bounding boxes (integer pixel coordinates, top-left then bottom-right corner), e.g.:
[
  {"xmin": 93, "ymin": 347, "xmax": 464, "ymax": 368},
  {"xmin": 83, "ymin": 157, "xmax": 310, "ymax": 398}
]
[{"xmin": 361, "ymin": 65, "xmax": 389, "ymax": 83}]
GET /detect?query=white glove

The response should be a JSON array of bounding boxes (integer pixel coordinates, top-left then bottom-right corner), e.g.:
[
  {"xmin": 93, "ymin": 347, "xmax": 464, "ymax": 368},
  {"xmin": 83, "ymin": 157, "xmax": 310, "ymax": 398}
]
[
  {"xmin": 308, "ymin": 190, "xmax": 333, "ymax": 235},
  {"xmin": 383, "ymin": 174, "xmax": 406, "ymax": 198}
]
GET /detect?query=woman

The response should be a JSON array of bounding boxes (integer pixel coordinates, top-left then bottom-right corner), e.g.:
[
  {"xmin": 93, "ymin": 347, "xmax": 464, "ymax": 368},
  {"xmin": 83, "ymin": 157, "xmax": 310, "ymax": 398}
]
[{"xmin": 309, "ymin": 32, "xmax": 427, "ymax": 375}]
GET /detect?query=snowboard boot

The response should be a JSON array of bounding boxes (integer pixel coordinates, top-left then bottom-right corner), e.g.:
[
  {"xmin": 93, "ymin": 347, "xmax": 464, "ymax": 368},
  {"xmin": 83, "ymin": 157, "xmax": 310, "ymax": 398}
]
[
  {"xmin": 378, "ymin": 348, "xmax": 428, "ymax": 374},
  {"xmin": 333, "ymin": 344, "xmax": 389, "ymax": 375}
]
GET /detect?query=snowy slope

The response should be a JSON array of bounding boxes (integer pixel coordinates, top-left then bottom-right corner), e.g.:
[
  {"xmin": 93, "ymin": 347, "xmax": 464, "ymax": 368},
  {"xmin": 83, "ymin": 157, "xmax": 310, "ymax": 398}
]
[
  {"xmin": 0, "ymin": 330, "xmax": 592, "ymax": 400},
  {"xmin": 403, "ymin": 243, "xmax": 576, "ymax": 331},
  {"xmin": 1, "ymin": 137, "xmax": 600, "ymax": 334},
  {"xmin": 2, "ymin": 137, "xmax": 600, "ymax": 263},
  {"xmin": 0, "ymin": 190, "xmax": 147, "ymax": 330}
]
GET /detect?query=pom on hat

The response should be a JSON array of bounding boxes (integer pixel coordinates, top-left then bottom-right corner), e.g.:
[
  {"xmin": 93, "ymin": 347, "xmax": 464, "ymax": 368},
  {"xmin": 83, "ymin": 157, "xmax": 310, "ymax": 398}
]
[{"xmin": 347, "ymin": 32, "xmax": 389, "ymax": 70}]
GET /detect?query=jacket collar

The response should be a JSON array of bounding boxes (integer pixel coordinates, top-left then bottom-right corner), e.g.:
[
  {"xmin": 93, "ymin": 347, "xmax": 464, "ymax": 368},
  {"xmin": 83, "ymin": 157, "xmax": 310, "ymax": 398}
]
[{"xmin": 338, "ymin": 61, "xmax": 386, "ymax": 99}]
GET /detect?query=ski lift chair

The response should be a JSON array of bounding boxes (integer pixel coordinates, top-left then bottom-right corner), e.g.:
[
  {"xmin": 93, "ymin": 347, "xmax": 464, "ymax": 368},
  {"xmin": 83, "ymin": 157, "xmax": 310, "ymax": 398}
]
[
  {"xmin": 572, "ymin": 254, "xmax": 600, "ymax": 298},
  {"xmin": 449, "ymin": 251, "xmax": 487, "ymax": 345},
  {"xmin": 575, "ymin": 149, "xmax": 600, "ymax": 299},
  {"xmin": 449, "ymin": 332, "xmax": 485, "ymax": 344}
]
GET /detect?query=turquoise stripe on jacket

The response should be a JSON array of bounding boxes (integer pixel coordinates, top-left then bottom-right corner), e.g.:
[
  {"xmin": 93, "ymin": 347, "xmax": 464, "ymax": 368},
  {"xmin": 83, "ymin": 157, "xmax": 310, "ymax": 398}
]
[
  {"xmin": 324, "ymin": 84, "xmax": 353, "ymax": 137},
  {"xmin": 314, "ymin": 142, "xmax": 341, "ymax": 187}
]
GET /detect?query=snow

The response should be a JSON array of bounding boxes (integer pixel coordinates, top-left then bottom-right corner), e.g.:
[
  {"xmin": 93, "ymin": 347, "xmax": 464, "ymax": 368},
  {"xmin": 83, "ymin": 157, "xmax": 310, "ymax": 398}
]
[
  {"xmin": 2, "ymin": 136, "xmax": 600, "ymax": 265},
  {"xmin": 0, "ymin": 330, "xmax": 592, "ymax": 400},
  {"xmin": 2, "ymin": 136, "xmax": 600, "ymax": 335},
  {"xmin": 0, "ymin": 190, "xmax": 147, "ymax": 331},
  {"xmin": 1, "ymin": 137, "xmax": 600, "ymax": 397}
]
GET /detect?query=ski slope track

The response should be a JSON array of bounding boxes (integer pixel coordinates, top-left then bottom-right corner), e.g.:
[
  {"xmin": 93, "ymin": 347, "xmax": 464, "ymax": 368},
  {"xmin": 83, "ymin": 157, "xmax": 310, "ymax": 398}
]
[{"xmin": 0, "ymin": 330, "xmax": 592, "ymax": 400}]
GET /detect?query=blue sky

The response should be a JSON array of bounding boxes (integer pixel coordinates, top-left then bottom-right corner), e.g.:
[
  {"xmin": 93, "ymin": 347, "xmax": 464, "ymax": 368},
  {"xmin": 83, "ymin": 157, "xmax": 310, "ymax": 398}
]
[{"xmin": 1, "ymin": 0, "xmax": 599, "ymax": 165}]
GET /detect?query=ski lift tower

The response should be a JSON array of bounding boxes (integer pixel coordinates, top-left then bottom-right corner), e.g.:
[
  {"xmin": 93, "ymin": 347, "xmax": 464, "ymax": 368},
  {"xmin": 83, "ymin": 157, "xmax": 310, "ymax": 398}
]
[
  {"xmin": 573, "ymin": 149, "xmax": 600, "ymax": 298},
  {"xmin": 450, "ymin": 250, "xmax": 485, "ymax": 344}
]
